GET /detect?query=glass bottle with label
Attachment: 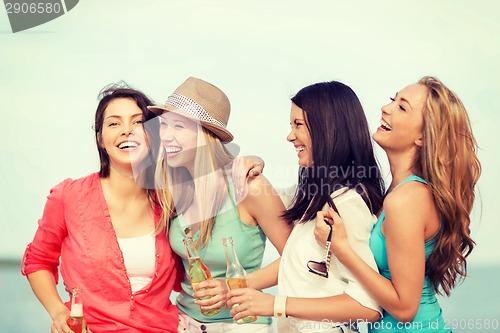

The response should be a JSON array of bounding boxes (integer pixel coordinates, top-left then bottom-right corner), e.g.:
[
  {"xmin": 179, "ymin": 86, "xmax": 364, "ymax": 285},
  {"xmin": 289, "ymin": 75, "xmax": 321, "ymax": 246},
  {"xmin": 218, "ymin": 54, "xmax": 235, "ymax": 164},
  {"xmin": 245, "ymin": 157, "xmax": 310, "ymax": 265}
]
[
  {"xmin": 67, "ymin": 287, "xmax": 87, "ymax": 333},
  {"xmin": 183, "ymin": 237, "xmax": 221, "ymax": 316},
  {"xmin": 222, "ymin": 236, "xmax": 257, "ymax": 324}
]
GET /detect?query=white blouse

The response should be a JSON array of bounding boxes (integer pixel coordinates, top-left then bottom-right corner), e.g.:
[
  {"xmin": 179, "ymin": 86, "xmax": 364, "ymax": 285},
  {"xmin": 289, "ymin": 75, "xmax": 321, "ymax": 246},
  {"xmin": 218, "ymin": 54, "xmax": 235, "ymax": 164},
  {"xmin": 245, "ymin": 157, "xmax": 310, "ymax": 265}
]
[
  {"xmin": 278, "ymin": 187, "xmax": 381, "ymax": 332},
  {"xmin": 117, "ymin": 231, "xmax": 156, "ymax": 293}
]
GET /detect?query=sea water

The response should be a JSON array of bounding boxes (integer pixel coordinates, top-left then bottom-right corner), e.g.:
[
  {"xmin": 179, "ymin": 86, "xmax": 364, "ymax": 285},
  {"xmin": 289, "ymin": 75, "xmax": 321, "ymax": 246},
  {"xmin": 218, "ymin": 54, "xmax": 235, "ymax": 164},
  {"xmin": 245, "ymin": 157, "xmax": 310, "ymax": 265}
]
[{"xmin": 2, "ymin": 262, "xmax": 499, "ymax": 333}]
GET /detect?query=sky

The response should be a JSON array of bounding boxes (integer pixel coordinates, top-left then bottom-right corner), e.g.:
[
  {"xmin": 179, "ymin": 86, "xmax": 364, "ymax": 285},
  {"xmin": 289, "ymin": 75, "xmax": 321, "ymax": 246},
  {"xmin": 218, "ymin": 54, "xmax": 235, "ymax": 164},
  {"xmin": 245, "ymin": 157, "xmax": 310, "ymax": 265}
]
[{"xmin": 1, "ymin": 0, "xmax": 499, "ymax": 266}]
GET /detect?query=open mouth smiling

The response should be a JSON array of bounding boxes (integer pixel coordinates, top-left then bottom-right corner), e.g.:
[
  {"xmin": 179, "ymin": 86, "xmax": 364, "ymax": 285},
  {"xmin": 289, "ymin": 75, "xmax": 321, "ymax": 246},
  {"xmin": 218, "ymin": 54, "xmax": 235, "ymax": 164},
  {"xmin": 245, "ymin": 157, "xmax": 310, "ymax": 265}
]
[{"xmin": 117, "ymin": 141, "xmax": 140, "ymax": 149}]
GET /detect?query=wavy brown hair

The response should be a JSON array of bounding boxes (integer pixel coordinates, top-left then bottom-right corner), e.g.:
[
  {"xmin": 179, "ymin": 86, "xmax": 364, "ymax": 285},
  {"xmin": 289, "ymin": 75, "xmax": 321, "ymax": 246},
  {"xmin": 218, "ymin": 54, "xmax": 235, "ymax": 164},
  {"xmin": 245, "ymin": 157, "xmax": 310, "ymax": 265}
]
[{"xmin": 414, "ymin": 76, "xmax": 481, "ymax": 296}]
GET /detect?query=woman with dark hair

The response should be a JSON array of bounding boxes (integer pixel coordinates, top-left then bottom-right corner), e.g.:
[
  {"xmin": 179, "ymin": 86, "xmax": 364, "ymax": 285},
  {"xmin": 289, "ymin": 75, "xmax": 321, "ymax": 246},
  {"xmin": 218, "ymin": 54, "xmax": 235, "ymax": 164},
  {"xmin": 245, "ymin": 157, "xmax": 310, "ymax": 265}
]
[
  {"xmin": 93, "ymin": 84, "xmax": 160, "ymax": 181},
  {"xmin": 314, "ymin": 77, "xmax": 481, "ymax": 332},
  {"xmin": 21, "ymin": 84, "xmax": 181, "ymax": 333},
  {"xmin": 227, "ymin": 81, "xmax": 385, "ymax": 333}
]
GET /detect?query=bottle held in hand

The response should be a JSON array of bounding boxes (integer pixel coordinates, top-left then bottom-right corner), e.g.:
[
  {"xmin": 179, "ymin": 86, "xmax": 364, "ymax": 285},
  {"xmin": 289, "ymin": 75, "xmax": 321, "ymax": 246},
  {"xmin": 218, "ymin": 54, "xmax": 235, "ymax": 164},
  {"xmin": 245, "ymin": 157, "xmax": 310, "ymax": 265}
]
[
  {"xmin": 223, "ymin": 236, "xmax": 257, "ymax": 324},
  {"xmin": 67, "ymin": 287, "xmax": 87, "ymax": 333},
  {"xmin": 183, "ymin": 237, "xmax": 222, "ymax": 316}
]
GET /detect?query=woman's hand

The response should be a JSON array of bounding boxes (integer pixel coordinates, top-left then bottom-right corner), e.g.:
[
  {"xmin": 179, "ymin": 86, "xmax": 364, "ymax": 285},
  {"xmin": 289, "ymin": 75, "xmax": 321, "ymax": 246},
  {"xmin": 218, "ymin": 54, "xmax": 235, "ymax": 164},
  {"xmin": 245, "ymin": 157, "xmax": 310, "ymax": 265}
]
[
  {"xmin": 50, "ymin": 308, "xmax": 71, "ymax": 333},
  {"xmin": 193, "ymin": 278, "xmax": 228, "ymax": 311},
  {"xmin": 315, "ymin": 208, "xmax": 350, "ymax": 259},
  {"xmin": 232, "ymin": 155, "xmax": 265, "ymax": 201},
  {"xmin": 227, "ymin": 288, "xmax": 274, "ymax": 320}
]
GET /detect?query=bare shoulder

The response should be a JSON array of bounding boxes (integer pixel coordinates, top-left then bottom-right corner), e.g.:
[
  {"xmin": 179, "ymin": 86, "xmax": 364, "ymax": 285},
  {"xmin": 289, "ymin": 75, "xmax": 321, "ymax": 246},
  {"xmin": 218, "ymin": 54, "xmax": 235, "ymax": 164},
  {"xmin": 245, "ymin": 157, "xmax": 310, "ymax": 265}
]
[
  {"xmin": 238, "ymin": 174, "xmax": 287, "ymax": 228},
  {"xmin": 382, "ymin": 181, "xmax": 437, "ymax": 239},
  {"xmin": 246, "ymin": 174, "xmax": 278, "ymax": 198},
  {"xmin": 384, "ymin": 181, "xmax": 433, "ymax": 213}
]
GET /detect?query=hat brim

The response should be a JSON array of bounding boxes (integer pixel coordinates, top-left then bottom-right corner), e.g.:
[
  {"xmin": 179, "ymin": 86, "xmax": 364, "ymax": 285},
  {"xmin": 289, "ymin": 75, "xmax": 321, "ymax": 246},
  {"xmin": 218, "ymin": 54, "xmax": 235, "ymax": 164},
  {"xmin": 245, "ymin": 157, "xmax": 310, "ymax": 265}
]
[{"xmin": 148, "ymin": 105, "xmax": 234, "ymax": 143}]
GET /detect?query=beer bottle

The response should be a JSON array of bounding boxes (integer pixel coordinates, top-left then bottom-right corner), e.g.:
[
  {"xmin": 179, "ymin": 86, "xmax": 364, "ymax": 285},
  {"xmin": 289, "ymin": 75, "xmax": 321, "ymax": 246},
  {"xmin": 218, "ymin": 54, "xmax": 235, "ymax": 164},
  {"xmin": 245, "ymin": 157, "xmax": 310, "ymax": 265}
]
[
  {"xmin": 223, "ymin": 236, "xmax": 257, "ymax": 324},
  {"xmin": 67, "ymin": 287, "xmax": 87, "ymax": 333},
  {"xmin": 183, "ymin": 237, "xmax": 221, "ymax": 316}
]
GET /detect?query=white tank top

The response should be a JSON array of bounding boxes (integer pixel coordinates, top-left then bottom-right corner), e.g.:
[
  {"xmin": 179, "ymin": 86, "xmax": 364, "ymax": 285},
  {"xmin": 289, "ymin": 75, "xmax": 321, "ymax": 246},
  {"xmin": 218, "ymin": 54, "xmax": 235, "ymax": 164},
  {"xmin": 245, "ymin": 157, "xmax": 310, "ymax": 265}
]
[{"xmin": 117, "ymin": 231, "xmax": 155, "ymax": 293}]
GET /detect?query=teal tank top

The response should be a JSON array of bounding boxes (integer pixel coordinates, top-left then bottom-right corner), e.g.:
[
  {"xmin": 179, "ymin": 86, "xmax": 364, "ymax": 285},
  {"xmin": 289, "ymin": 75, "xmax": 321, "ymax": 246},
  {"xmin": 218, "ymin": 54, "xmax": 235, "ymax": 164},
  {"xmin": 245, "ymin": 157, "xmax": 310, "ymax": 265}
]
[
  {"xmin": 369, "ymin": 175, "xmax": 450, "ymax": 332},
  {"xmin": 169, "ymin": 178, "xmax": 271, "ymax": 324}
]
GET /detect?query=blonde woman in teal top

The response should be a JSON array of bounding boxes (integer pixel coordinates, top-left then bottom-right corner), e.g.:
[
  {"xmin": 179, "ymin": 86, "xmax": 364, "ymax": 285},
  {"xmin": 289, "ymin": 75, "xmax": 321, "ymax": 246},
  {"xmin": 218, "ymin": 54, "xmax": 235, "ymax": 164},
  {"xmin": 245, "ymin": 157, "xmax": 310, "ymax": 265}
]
[
  {"xmin": 169, "ymin": 176, "xmax": 270, "ymax": 325},
  {"xmin": 150, "ymin": 77, "xmax": 292, "ymax": 332},
  {"xmin": 314, "ymin": 77, "xmax": 481, "ymax": 332},
  {"xmin": 369, "ymin": 174, "xmax": 447, "ymax": 332}
]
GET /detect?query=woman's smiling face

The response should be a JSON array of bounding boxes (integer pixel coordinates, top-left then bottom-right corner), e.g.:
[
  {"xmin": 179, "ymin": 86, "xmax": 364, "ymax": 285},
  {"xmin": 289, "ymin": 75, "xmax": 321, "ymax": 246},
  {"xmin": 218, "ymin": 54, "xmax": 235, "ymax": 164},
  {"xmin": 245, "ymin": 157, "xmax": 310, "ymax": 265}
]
[
  {"xmin": 159, "ymin": 112, "xmax": 199, "ymax": 173},
  {"xmin": 287, "ymin": 103, "xmax": 313, "ymax": 167},
  {"xmin": 100, "ymin": 98, "xmax": 149, "ymax": 172},
  {"xmin": 373, "ymin": 83, "xmax": 428, "ymax": 153}
]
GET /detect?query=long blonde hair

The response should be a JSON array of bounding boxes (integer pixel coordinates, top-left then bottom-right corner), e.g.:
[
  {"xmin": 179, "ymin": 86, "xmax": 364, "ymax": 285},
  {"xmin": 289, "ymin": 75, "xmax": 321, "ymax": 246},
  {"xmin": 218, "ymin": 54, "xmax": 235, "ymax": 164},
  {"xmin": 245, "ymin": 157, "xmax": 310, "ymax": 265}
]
[
  {"xmin": 155, "ymin": 126, "xmax": 235, "ymax": 249},
  {"xmin": 415, "ymin": 76, "xmax": 481, "ymax": 296}
]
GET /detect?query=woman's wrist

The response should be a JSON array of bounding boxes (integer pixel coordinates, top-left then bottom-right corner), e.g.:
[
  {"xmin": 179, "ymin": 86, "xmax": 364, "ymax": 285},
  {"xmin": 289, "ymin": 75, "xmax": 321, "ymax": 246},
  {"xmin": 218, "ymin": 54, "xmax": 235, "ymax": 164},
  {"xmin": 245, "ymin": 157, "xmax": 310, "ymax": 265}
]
[
  {"xmin": 49, "ymin": 304, "xmax": 69, "ymax": 320},
  {"xmin": 273, "ymin": 295, "xmax": 288, "ymax": 318},
  {"xmin": 336, "ymin": 244, "xmax": 356, "ymax": 266},
  {"xmin": 245, "ymin": 273, "xmax": 254, "ymax": 289}
]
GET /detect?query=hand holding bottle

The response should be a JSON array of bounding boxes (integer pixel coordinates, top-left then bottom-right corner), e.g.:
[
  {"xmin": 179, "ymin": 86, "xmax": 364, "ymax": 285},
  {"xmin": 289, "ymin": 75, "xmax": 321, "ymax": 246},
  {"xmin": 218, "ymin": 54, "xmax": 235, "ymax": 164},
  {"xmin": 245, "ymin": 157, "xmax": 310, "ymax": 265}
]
[
  {"xmin": 227, "ymin": 287, "xmax": 275, "ymax": 319},
  {"xmin": 184, "ymin": 238, "xmax": 222, "ymax": 316},
  {"xmin": 49, "ymin": 306, "xmax": 72, "ymax": 333},
  {"xmin": 47, "ymin": 287, "xmax": 90, "ymax": 333},
  {"xmin": 193, "ymin": 278, "xmax": 230, "ymax": 311},
  {"xmin": 67, "ymin": 287, "xmax": 87, "ymax": 333},
  {"xmin": 223, "ymin": 237, "xmax": 258, "ymax": 324}
]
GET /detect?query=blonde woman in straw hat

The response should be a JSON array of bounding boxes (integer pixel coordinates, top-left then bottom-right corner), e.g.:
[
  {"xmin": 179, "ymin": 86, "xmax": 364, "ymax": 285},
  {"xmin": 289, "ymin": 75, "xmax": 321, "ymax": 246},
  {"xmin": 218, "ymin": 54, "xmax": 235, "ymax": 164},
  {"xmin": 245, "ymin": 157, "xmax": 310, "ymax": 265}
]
[{"xmin": 150, "ymin": 77, "xmax": 292, "ymax": 333}]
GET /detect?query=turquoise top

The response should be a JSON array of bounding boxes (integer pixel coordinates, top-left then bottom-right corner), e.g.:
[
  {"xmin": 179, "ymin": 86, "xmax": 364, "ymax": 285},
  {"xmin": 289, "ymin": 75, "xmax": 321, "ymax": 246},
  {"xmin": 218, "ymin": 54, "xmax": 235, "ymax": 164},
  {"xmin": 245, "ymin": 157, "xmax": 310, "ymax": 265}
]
[
  {"xmin": 169, "ymin": 178, "xmax": 271, "ymax": 324},
  {"xmin": 369, "ymin": 175, "xmax": 450, "ymax": 332}
]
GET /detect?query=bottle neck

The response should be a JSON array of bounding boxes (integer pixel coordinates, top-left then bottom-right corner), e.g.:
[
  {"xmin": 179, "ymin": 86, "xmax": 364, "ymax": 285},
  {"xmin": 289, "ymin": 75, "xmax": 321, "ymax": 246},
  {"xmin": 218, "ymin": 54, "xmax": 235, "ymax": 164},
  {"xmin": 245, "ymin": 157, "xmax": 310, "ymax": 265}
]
[
  {"xmin": 184, "ymin": 237, "xmax": 200, "ymax": 259},
  {"xmin": 224, "ymin": 242, "xmax": 241, "ymax": 267},
  {"xmin": 223, "ymin": 237, "xmax": 246, "ymax": 278},
  {"xmin": 70, "ymin": 288, "xmax": 84, "ymax": 316}
]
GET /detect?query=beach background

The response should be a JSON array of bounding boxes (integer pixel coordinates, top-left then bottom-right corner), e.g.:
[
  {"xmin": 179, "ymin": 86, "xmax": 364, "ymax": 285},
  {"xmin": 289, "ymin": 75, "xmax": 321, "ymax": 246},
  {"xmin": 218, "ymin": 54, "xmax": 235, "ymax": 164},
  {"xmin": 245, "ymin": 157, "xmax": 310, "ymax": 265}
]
[
  {"xmin": 2, "ymin": 260, "xmax": 499, "ymax": 332},
  {"xmin": 1, "ymin": 1, "xmax": 499, "ymax": 332}
]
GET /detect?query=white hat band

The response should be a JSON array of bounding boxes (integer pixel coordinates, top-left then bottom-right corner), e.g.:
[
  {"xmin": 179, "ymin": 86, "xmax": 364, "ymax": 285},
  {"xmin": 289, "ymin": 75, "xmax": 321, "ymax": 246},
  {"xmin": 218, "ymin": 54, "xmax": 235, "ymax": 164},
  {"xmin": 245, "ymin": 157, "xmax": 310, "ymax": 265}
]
[{"xmin": 166, "ymin": 93, "xmax": 227, "ymax": 129}]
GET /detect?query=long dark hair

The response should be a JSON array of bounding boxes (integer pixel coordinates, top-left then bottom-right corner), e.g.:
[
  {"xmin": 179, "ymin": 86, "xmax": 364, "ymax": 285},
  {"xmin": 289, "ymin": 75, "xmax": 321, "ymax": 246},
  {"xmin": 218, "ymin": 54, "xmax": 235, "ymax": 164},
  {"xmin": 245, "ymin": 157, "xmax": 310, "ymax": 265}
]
[
  {"xmin": 283, "ymin": 81, "xmax": 384, "ymax": 223},
  {"xmin": 94, "ymin": 82, "xmax": 160, "ymax": 182}
]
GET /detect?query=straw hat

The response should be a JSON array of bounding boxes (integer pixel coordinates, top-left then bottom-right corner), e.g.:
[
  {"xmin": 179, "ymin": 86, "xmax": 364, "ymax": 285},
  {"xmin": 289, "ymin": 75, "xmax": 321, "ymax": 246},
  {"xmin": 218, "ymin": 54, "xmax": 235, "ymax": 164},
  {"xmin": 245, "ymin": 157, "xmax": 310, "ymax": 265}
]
[{"xmin": 148, "ymin": 77, "xmax": 233, "ymax": 142}]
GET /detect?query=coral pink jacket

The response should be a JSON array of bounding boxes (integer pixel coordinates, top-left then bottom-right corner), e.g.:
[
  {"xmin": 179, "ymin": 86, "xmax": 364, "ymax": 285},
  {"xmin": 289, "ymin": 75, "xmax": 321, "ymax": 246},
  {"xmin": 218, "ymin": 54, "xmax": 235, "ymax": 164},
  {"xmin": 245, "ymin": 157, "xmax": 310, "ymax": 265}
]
[{"xmin": 22, "ymin": 173, "xmax": 181, "ymax": 333}]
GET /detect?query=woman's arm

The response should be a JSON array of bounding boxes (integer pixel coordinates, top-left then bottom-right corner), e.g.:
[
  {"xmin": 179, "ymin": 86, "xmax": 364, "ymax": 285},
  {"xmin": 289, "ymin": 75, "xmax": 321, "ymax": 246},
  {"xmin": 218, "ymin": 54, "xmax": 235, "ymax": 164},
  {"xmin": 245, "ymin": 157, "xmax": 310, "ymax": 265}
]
[
  {"xmin": 27, "ymin": 271, "xmax": 73, "ymax": 332},
  {"xmin": 194, "ymin": 258, "xmax": 282, "ymax": 311},
  {"xmin": 228, "ymin": 289, "xmax": 380, "ymax": 323},
  {"xmin": 240, "ymin": 174, "xmax": 292, "ymax": 254},
  {"xmin": 194, "ymin": 175, "xmax": 291, "ymax": 309},
  {"xmin": 317, "ymin": 183, "xmax": 435, "ymax": 322},
  {"xmin": 247, "ymin": 258, "xmax": 280, "ymax": 290},
  {"xmin": 21, "ymin": 180, "xmax": 74, "ymax": 332},
  {"xmin": 228, "ymin": 191, "xmax": 382, "ymax": 323}
]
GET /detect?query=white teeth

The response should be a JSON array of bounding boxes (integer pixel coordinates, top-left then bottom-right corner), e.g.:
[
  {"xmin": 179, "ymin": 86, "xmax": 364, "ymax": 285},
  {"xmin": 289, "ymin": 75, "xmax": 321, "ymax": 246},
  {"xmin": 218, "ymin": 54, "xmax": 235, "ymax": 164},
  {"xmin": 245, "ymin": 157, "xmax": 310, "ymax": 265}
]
[
  {"xmin": 165, "ymin": 147, "xmax": 181, "ymax": 154},
  {"xmin": 295, "ymin": 146, "xmax": 305, "ymax": 152},
  {"xmin": 380, "ymin": 119, "xmax": 392, "ymax": 130},
  {"xmin": 118, "ymin": 141, "xmax": 138, "ymax": 149}
]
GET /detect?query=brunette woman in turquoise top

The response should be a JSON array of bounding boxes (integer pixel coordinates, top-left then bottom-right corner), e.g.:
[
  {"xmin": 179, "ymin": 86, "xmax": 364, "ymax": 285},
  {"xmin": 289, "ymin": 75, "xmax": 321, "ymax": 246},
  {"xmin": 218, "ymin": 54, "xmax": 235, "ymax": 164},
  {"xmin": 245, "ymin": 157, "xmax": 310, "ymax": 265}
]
[{"xmin": 315, "ymin": 77, "xmax": 481, "ymax": 332}]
